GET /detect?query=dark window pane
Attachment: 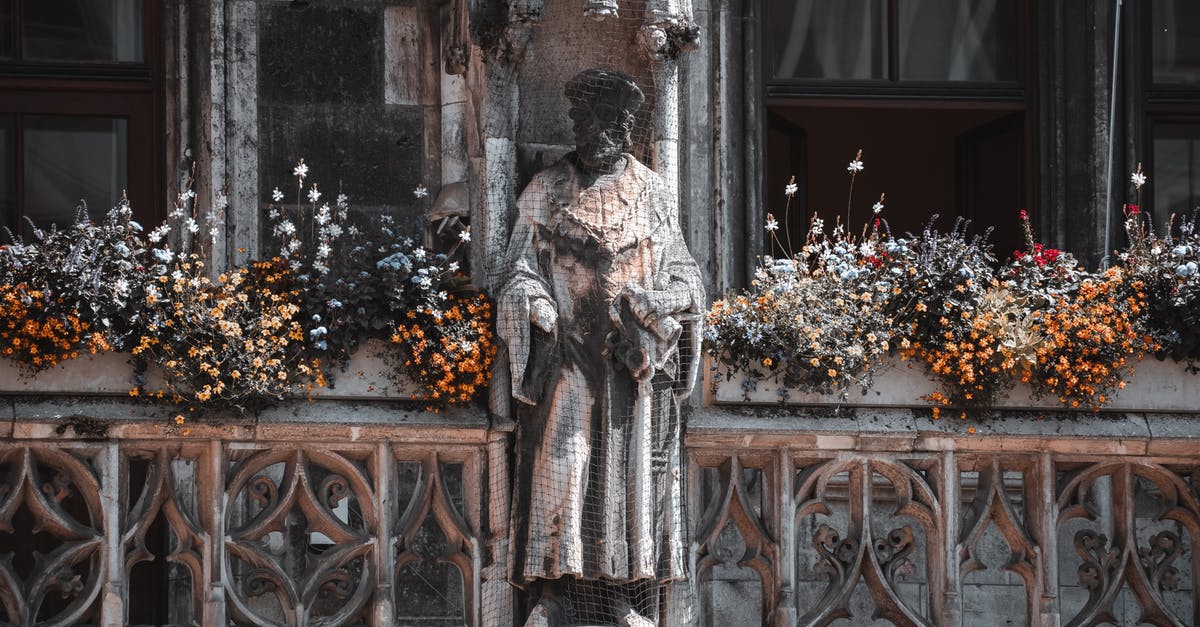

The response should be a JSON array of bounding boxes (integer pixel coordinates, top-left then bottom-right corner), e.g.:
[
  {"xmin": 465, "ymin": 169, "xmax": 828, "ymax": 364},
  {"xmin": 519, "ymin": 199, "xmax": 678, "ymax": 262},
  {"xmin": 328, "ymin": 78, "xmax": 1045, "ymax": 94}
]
[
  {"xmin": 1152, "ymin": 0, "xmax": 1200, "ymax": 84},
  {"xmin": 22, "ymin": 0, "xmax": 143, "ymax": 63},
  {"xmin": 23, "ymin": 115, "xmax": 127, "ymax": 233},
  {"xmin": 0, "ymin": 115, "xmax": 11, "ymax": 243},
  {"xmin": 766, "ymin": 106, "xmax": 1024, "ymax": 255},
  {"xmin": 0, "ymin": 3, "xmax": 12, "ymax": 58},
  {"xmin": 898, "ymin": 0, "xmax": 1020, "ymax": 82},
  {"xmin": 767, "ymin": 0, "xmax": 888, "ymax": 80},
  {"xmin": 1153, "ymin": 124, "xmax": 1200, "ymax": 217}
]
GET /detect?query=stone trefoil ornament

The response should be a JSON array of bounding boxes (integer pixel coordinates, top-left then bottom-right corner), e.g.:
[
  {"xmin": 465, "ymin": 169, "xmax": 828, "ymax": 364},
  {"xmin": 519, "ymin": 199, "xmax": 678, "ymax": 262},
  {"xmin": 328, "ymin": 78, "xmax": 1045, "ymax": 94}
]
[{"xmin": 497, "ymin": 69, "xmax": 704, "ymax": 626}]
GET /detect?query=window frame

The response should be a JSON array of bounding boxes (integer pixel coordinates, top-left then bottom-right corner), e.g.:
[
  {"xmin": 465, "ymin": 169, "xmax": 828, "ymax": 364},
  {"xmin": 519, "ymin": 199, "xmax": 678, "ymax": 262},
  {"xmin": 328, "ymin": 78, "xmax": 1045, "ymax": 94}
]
[
  {"xmin": 757, "ymin": 0, "xmax": 1040, "ymax": 255},
  {"xmin": 1140, "ymin": 0, "xmax": 1200, "ymax": 219},
  {"xmin": 0, "ymin": 0, "xmax": 163, "ymax": 239},
  {"xmin": 763, "ymin": 0, "xmax": 1033, "ymax": 101}
]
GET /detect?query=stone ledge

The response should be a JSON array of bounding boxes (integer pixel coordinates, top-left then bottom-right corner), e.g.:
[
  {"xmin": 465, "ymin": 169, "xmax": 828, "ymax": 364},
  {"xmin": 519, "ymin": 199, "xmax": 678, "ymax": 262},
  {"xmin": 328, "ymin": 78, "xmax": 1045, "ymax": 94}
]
[
  {"xmin": 708, "ymin": 356, "xmax": 1200, "ymax": 413},
  {"xmin": 686, "ymin": 406, "xmax": 1196, "ymax": 456},
  {"xmin": 1, "ymin": 394, "xmax": 489, "ymax": 442}
]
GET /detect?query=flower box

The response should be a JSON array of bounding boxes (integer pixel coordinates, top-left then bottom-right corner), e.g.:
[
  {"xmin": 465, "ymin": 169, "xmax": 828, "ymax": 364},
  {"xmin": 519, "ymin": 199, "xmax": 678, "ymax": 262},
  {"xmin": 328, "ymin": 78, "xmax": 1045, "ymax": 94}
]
[
  {"xmin": 0, "ymin": 339, "xmax": 421, "ymax": 401},
  {"xmin": 706, "ymin": 355, "xmax": 1200, "ymax": 413}
]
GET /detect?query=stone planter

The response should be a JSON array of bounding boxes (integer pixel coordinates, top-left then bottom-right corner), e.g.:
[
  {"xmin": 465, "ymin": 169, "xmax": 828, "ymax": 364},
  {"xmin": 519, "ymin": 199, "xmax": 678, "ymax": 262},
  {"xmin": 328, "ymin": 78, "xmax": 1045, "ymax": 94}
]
[
  {"xmin": 706, "ymin": 355, "xmax": 1200, "ymax": 413},
  {"xmin": 0, "ymin": 339, "xmax": 420, "ymax": 400}
]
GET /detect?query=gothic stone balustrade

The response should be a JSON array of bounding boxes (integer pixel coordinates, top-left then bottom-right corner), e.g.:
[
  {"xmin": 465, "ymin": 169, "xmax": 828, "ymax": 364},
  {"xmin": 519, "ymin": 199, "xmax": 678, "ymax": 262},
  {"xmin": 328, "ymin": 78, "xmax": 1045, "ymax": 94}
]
[
  {"xmin": 688, "ymin": 406, "xmax": 1200, "ymax": 627},
  {"xmin": 0, "ymin": 397, "xmax": 490, "ymax": 626},
  {"xmin": 1, "ymin": 395, "xmax": 1199, "ymax": 625}
]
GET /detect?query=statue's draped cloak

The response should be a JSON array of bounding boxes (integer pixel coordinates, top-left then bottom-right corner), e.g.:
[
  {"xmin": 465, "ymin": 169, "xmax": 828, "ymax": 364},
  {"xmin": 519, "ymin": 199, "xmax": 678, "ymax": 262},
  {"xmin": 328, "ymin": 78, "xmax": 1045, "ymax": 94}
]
[{"xmin": 498, "ymin": 153, "xmax": 704, "ymax": 584}]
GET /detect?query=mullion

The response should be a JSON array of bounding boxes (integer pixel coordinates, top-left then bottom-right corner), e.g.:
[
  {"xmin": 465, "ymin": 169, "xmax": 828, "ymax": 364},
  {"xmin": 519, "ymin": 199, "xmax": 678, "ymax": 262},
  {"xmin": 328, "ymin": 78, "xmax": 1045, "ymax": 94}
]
[{"xmin": 888, "ymin": 0, "xmax": 899, "ymax": 82}]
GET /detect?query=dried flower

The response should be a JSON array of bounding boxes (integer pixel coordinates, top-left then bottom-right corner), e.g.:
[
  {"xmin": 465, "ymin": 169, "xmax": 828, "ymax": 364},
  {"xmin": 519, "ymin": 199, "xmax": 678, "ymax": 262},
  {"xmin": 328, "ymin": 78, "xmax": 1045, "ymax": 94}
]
[
  {"xmin": 1131, "ymin": 163, "xmax": 1147, "ymax": 190},
  {"xmin": 847, "ymin": 149, "xmax": 864, "ymax": 174}
]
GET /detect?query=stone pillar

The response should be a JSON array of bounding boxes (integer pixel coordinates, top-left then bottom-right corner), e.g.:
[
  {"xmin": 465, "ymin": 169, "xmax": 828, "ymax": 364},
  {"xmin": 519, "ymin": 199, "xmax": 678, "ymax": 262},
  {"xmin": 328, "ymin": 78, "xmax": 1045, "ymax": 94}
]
[
  {"xmin": 467, "ymin": 3, "xmax": 539, "ymax": 623},
  {"xmin": 178, "ymin": 0, "xmax": 259, "ymax": 272}
]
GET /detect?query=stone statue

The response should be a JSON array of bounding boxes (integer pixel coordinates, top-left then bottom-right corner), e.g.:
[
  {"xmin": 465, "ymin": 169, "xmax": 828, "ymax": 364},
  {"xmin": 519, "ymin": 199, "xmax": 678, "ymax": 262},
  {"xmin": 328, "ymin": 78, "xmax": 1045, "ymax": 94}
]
[{"xmin": 497, "ymin": 69, "xmax": 704, "ymax": 626}]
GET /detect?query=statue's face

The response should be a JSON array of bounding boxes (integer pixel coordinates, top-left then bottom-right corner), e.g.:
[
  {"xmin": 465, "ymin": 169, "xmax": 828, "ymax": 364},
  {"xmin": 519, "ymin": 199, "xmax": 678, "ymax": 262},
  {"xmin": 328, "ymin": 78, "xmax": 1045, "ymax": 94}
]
[{"xmin": 569, "ymin": 99, "xmax": 626, "ymax": 173}]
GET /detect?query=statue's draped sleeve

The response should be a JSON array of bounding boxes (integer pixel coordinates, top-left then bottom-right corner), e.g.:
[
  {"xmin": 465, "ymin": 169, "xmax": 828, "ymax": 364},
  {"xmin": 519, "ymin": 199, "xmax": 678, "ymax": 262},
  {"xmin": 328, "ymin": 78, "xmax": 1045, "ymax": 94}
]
[{"xmin": 497, "ymin": 174, "xmax": 556, "ymax": 405}]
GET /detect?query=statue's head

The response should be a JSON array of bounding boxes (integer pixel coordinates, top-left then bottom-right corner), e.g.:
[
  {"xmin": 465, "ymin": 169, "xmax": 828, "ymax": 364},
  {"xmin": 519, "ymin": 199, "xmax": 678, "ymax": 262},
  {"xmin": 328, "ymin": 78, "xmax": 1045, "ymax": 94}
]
[{"xmin": 565, "ymin": 69, "xmax": 644, "ymax": 173}]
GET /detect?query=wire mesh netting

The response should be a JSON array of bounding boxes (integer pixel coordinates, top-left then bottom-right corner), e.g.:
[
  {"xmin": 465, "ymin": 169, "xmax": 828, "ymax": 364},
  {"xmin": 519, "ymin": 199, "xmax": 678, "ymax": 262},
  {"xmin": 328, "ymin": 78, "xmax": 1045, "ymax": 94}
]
[{"xmin": 489, "ymin": 2, "xmax": 700, "ymax": 625}]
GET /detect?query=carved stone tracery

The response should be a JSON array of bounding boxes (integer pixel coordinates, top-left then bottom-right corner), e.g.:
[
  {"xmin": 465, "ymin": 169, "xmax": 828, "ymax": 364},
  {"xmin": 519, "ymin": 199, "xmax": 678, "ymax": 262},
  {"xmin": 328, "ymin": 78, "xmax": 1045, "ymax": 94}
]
[
  {"xmin": 1057, "ymin": 461, "xmax": 1200, "ymax": 627},
  {"xmin": 0, "ymin": 447, "xmax": 104, "ymax": 626}
]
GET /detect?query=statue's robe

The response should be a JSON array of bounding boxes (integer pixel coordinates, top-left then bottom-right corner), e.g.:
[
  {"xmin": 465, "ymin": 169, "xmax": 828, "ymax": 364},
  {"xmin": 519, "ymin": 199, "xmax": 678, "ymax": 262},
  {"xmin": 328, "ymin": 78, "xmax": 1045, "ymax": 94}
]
[{"xmin": 498, "ymin": 152, "xmax": 704, "ymax": 584}]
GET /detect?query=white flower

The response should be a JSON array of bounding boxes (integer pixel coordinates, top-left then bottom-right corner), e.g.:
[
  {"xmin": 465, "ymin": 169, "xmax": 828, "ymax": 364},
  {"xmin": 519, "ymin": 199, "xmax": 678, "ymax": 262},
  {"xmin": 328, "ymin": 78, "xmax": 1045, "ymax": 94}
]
[
  {"xmin": 336, "ymin": 193, "xmax": 349, "ymax": 208},
  {"xmin": 184, "ymin": 218, "xmax": 199, "ymax": 234},
  {"xmin": 1131, "ymin": 170, "xmax": 1147, "ymax": 189},
  {"xmin": 873, "ymin": 201, "xmax": 884, "ymax": 214},
  {"xmin": 459, "ymin": 340, "xmax": 474, "ymax": 352},
  {"xmin": 448, "ymin": 261, "xmax": 460, "ymax": 272},
  {"xmin": 316, "ymin": 204, "xmax": 331, "ymax": 225},
  {"xmin": 113, "ymin": 279, "xmax": 129, "ymax": 297},
  {"xmin": 326, "ymin": 224, "xmax": 343, "ymax": 238},
  {"xmin": 418, "ymin": 276, "xmax": 433, "ymax": 289},
  {"xmin": 293, "ymin": 159, "xmax": 308, "ymax": 180},
  {"xmin": 413, "ymin": 248, "xmax": 427, "ymax": 261},
  {"xmin": 459, "ymin": 227, "xmax": 471, "ymax": 243},
  {"xmin": 183, "ymin": 189, "xmax": 196, "ymax": 200},
  {"xmin": 216, "ymin": 193, "xmax": 229, "ymax": 210},
  {"xmin": 268, "ymin": 207, "xmax": 280, "ymax": 220},
  {"xmin": 765, "ymin": 214, "xmax": 779, "ymax": 232},
  {"xmin": 275, "ymin": 220, "xmax": 296, "ymax": 236},
  {"xmin": 317, "ymin": 243, "xmax": 332, "ymax": 259},
  {"xmin": 847, "ymin": 160, "xmax": 864, "ymax": 174},
  {"xmin": 307, "ymin": 185, "xmax": 321, "ymax": 204},
  {"xmin": 413, "ymin": 185, "xmax": 429, "ymax": 198},
  {"xmin": 148, "ymin": 224, "xmax": 170, "ymax": 243},
  {"xmin": 784, "ymin": 182, "xmax": 798, "ymax": 197},
  {"xmin": 272, "ymin": 187, "xmax": 284, "ymax": 202}
]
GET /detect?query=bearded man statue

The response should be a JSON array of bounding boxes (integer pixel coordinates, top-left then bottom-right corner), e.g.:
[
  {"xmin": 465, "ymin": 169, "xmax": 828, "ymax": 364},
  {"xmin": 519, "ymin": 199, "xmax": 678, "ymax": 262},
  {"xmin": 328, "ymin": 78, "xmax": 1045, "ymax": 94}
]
[{"xmin": 496, "ymin": 68, "xmax": 705, "ymax": 626}]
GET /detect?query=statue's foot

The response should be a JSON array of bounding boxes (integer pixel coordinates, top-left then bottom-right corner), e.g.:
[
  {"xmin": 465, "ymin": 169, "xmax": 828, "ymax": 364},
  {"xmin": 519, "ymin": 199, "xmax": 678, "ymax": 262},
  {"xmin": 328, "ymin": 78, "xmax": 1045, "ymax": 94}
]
[{"xmin": 617, "ymin": 609, "xmax": 655, "ymax": 627}]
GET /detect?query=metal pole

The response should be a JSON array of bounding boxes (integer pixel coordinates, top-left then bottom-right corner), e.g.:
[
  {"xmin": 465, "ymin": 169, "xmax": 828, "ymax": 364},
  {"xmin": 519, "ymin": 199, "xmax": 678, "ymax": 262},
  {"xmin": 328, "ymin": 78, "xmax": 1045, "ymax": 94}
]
[{"xmin": 1102, "ymin": 0, "xmax": 1124, "ymax": 269}]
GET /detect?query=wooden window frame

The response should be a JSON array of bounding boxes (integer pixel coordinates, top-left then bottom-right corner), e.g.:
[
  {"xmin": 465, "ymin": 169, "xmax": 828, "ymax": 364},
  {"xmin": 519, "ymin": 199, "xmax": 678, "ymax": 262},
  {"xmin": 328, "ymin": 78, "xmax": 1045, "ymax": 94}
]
[
  {"xmin": 756, "ymin": 0, "xmax": 1040, "ymax": 246},
  {"xmin": 0, "ymin": 0, "xmax": 163, "ymax": 238}
]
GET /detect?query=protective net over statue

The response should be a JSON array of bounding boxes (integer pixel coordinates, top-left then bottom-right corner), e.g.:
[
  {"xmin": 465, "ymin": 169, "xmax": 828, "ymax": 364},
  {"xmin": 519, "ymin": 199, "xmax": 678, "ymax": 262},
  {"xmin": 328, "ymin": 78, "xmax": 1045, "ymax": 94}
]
[{"xmin": 489, "ymin": 4, "xmax": 702, "ymax": 624}]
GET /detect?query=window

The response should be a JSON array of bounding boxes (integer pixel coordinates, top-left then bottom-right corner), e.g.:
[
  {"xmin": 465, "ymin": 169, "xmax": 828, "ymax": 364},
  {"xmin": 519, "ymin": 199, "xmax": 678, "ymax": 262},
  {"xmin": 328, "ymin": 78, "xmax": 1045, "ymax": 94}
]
[
  {"xmin": 763, "ymin": 0, "xmax": 1032, "ymax": 256},
  {"xmin": 0, "ymin": 0, "xmax": 161, "ymax": 242},
  {"xmin": 1145, "ymin": 0, "xmax": 1200, "ymax": 219}
]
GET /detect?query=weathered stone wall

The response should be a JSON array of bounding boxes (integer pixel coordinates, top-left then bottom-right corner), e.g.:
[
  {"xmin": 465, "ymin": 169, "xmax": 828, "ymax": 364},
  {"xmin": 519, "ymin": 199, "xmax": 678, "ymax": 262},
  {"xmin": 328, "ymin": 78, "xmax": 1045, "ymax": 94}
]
[{"xmin": 256, "ymin": 1, "xmax": 434, "ymax": 230}]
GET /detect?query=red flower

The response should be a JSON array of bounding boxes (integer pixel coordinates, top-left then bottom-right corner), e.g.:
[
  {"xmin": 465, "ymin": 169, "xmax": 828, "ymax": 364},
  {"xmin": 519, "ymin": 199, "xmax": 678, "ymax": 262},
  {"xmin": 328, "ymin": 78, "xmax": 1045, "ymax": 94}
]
[
  {"xmin": 1042, "ymin": 248, "xmax": 1060, "ymax": 263},
  {"xmin": 1127, "ymin": 204, "xmax": 1140, "ymax": 215},
  {"xmin": 1019, "ymin": 209, "xmax": 1028, "ymax": 220}
]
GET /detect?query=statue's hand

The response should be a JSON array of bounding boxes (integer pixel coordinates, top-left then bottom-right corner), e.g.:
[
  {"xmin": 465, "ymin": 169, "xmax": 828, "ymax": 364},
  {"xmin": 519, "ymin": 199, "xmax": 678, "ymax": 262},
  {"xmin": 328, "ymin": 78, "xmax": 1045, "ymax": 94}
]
[
  {"xmin": 530, "ymin": 298, "xmax": 558, "ymax": 333},
  {"xmin": 620, "ymin": 284, "xmax": 658, "ymax": 324}
]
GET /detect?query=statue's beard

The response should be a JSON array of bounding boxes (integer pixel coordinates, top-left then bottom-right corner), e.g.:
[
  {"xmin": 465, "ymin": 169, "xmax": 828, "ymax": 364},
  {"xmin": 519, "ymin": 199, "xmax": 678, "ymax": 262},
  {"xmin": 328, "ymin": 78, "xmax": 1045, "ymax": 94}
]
[{"xmin": 576, "ymin": 128, "xmax": 625, "ymax": 172}]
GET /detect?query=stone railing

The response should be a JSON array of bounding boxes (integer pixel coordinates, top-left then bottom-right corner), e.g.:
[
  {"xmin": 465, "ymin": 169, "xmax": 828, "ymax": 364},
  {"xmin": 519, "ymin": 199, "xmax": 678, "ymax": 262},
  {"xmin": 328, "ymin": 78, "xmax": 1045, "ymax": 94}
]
[
  {"xmin": 0, "ymin": 400, "xmax": 492, "ymax": 626},
  {"xmin": 4, "ymin": 365, "xmax": 1200, "ymax": 625},
  {"xmin": 686, "ymin": 406, "xmax": 1200, "ymax": 627}
]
